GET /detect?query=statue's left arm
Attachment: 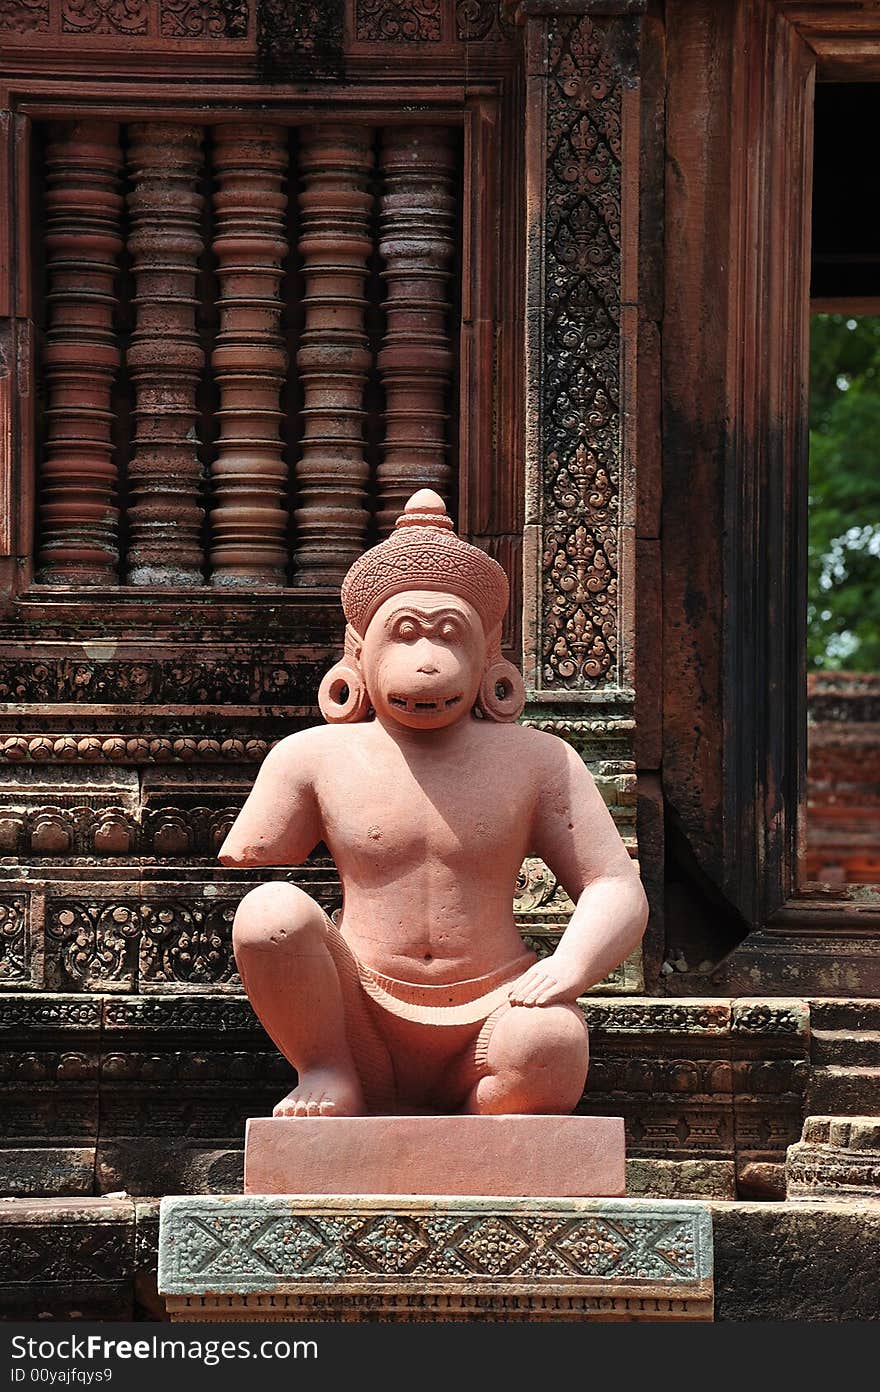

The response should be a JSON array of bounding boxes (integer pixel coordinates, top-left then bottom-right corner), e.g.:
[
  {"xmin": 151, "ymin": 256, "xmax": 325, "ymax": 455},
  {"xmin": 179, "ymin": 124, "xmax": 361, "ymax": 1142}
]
[
  {"xmin": 218, "ymin": 734, "xmax": 322, "ymax": 867},
  {"xmin": 510, "ymin": 738, "xmax": 649, "ymax": 1006}
]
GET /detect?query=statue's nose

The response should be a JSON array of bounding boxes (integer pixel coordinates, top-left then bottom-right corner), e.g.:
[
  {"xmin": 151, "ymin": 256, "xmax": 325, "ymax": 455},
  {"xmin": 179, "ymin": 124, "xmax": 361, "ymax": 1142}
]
[{"xmin": 414, "ymin": 637, "xmax": 440, "ymax": 674}]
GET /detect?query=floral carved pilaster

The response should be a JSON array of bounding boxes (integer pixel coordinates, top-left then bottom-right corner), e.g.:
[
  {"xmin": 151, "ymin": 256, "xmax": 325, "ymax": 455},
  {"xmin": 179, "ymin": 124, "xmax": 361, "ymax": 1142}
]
[
  {"xmin": 376, "ymin": 127, "xmax": 456, "ymax": 537},
  {"xmin": 293, "ymin": 126, "xmax": 373, "ymax": 585},
  {"xmin": 209, "ymin": 124, "xmax": 289, "ymax": 587},
  {"xmin": 520, "ymin": 2, "xmax": 644, "ymax": 989},
  {"xmin": 126, "ymin": 124, "xmax": 205, "ymax": 585},
  {"xmin": 518, "ymin": 1, "xmax": 643, "ymax": 705},
  {"xmin": 37, "ymin": 122, "xmax": 123, "ymax": 584}
]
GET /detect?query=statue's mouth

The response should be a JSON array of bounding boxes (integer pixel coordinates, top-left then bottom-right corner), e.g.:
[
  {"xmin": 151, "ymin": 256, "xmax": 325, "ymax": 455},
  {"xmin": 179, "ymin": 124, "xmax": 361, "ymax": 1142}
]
[{"xmin": 388, "ymin": 693, "xmax": 463, "ymax": 714}]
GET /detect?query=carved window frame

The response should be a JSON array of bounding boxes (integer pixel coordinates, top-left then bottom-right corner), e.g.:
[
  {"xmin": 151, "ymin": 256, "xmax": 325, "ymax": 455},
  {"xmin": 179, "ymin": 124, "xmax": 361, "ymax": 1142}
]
[{"xmin": 664, "ymin": 0, "xmax": 880, "ymax": 943}]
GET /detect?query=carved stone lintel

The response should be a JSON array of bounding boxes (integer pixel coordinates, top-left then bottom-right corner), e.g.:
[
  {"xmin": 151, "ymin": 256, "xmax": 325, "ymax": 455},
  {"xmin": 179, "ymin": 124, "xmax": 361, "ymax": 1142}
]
[
  {"xmin": 37, "ymin": 123, "xmax": 123, "ymax": 585},
  {"xmin": 293, "ymin": 127, "xmax": 374, "ymax": 585},
  {"xmin": 209, "ymin": 125, "xmax": 289, "ymax": 588},
  {"xmin": 376, "ymin": 127, "xmax": 456, "ymax": 536},
  {"xmin": 126, "ymin": 124, "xmax": 205, "ymax": 586}
]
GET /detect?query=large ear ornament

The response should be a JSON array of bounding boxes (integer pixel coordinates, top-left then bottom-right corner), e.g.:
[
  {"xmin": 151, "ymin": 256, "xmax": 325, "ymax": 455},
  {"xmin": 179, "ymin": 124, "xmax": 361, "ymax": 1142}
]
[
  {"xmin": 318, "ymin": 661, "xmax": 371, "ymax": 724},
  {"xmin": 477, "ymin": 658, "xmax": 526, "ymax": 723}
]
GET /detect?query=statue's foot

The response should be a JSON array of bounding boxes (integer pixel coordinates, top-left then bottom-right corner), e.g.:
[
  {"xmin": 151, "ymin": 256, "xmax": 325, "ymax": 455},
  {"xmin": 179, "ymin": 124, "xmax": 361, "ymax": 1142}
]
[{"xmin": 273, "ymin": 1067, "xmax": 365, "ymax": 1118}]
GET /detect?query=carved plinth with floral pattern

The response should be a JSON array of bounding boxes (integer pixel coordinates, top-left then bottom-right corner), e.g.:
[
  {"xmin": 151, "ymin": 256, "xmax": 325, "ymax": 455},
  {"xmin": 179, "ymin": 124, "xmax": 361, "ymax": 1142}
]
[{"xmin": 159, "ymin": 1194, "xmax": 714, "ymax": 1322}]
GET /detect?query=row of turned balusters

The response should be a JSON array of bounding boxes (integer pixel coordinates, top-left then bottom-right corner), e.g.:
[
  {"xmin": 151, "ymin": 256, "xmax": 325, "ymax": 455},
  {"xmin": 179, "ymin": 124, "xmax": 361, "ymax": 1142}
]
[{"xmin": 37, "ymin": 121, "xmax": 457, "ymax": 588}]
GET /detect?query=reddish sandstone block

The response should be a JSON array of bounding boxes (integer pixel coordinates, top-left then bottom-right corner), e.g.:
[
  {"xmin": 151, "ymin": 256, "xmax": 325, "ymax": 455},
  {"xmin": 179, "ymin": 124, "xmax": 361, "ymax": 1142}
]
[{"xmin": 244, "ymin": 1114, "xmax": 626, "ymax": 1197}]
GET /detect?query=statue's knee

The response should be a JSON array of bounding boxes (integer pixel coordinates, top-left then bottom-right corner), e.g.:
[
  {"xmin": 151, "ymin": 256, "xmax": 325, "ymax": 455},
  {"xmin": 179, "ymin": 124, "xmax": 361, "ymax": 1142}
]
[
  {"xmin": 232, "ymin": 882, "xmax": 325, "ymax": 956},
  {"xmin": 524, "ymin": 1004, "xmax": 588, "ymax": 1074},
  {"xmin": 491, "ymin": 1004, "xmax": 589, "ymax": 1109}
]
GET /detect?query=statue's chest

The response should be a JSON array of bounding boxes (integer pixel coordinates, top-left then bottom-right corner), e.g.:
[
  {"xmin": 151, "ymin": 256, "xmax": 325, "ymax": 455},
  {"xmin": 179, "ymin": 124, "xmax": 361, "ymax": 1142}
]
[{"xmin": 322, "ymin": 780, "xmax": 515, "ymax": 866}]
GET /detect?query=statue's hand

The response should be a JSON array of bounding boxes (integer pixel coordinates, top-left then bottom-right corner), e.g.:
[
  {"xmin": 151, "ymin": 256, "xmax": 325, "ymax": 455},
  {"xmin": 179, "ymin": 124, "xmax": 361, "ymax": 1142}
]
[{"xmin": 508, "ymin": 953, "xmax": 584, "ymax": 1007}]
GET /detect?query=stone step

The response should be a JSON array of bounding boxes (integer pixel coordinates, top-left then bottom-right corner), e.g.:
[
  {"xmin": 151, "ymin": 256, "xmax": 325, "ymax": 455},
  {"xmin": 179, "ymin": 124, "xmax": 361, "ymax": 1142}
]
[
  {"xmin": 809, "ymin": 998, "xmax": 880, "ymax": 1032},
  {"xmin": 808, "ymin": 1065, "xmax": 880, "ymax": 1114},
  {"xmin": 811, "ymin": 1029, "xmax": 880, "ymax": 1066},
  {"xmin": 3, "ymin": 1192, "xmax": 878, "ymax": 1322}
]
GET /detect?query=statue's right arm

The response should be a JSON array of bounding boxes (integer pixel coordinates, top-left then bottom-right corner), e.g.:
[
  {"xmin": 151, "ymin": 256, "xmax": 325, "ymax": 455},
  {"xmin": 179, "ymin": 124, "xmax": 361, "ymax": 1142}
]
[{"xmin": 217, "ymin": 734, "xmax": 321, "ymax": 867}]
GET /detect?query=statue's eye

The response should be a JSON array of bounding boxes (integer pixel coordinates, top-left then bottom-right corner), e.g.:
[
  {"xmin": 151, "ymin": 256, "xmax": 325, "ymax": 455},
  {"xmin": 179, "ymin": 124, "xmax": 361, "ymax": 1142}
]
[
  {"xmin": 397, "ymin": 620, "xmax": 418, "ymax": 641},
  {"xmin": 439, "ymin": 622, "xmax": 457, "ymax": 641}
]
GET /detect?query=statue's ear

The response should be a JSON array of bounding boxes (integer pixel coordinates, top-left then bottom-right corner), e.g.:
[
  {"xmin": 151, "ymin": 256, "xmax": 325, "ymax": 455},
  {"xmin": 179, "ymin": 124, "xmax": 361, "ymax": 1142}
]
[
  {"xmin": 477, "ymin": 657, "xmax": 526, "ymax": 723},
  {"xmin": 342, "ymin": 623, "xmax": 362, "ymax": 664},
  {"xmin": 319, "ymin": 625, "xmax": 370, "ymax": 723}
]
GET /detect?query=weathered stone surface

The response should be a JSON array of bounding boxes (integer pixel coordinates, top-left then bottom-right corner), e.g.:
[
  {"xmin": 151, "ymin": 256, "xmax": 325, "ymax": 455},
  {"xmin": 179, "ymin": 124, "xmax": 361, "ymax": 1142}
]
[
  {"xmin": 0, "ymin": 1197, "xmax": 134, "ymax": 1319},
  {"xmin": 787, "ymin": 1116, "xmax": 880, "ymax": 1200},
  {"xmin": 711, "ymin": 1199, "xmax": 880, "ymax": 1322},
  {"xmin": 134, "ymin": 1198, "xmax": 165, "ymax": 1320},
  {"xmin": 0, "ymin": 1146, "xmax": 95, "ymax": 1196},
  {"xmin": 159, "ymin": 1194, "xmax": 714, "ymax": 1322},
  {"xmin": 97, "ymin": 1142, "xmax": 244, "ymax": 1198},
  {"xmin": 626, "ymin": 1158, "xmax": 735, "ymax": 1201},
  {"xmin": 808, "ymin": 1065, "xmax": 880, "ymax": 1115},
  {"xmin": 806, "ymin": 998, "xmax": 880, "ymax": 1118}
]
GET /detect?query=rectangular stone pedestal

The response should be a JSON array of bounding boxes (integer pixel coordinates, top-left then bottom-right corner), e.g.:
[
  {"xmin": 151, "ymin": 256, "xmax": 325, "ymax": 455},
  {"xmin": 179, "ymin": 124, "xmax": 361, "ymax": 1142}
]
[
  {"xmin": 159, "ymin": 1195, "xmax": 714, "ymax": 1321},
  {"xmin": 244, "ymin": 1114, "xmax": 626, "ymax": 1197}
]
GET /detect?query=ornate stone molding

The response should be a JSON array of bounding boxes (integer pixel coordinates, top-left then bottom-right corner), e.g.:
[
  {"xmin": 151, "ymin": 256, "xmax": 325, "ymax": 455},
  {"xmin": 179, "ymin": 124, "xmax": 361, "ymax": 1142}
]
[
  {"xmin": 787, "ymin": 1116, "xmax": 880, "ymax": 1200},
  {"xmin": 0, "ymin": 735, "xmax": 272, "ymax": 765},
  {"xmin": 0, "ymin": 802, "xmax": 243, "ymax": 860},
  {"xmin": 42, "ymin": 882, "xmax": 341, "ymax": 993},
  {"xmin": 161, "ymin": 0, "xmax": 248, "ymax": 38},
  {"xmin": 159, "ymin": 1194, "xmax": 714, "ymax": 1321},
  {"xmin": 0, "ymin": 0, "xmax": 252, "ymax": 38},
  {"xmin": 0, "ymin": 0, "xmax": 49, "ymax": 31},
  {"xmin": 0, "ymin": 896, "xmax": 34, "ymax": 986},
  {"xmin": 0, "ymin": 1201, "xmax": 133, "ymax": 1294},
  {"xmin": 0, "ymin": 656, "xmax": 315, "ymax": 704},
  {"xmin": 256, "ymin": 3, "xmax": 344, "ymax": 81},
  {"xmin": 61, "ymin": 0, "xmax": 149, "ymax": 35},
  {"xmin": 455, "ymin": 1, "xmax": 514, "ymax": 41},
  {"xmin": 355, "ymin": 0, "xmax": 441, "ymax": 42}
]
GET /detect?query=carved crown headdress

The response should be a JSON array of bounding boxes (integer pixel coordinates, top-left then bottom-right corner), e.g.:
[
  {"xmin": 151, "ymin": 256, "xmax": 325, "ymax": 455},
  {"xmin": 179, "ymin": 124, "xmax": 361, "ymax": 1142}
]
[
  {"xmin": 340, "ymin": 489, "xmax": 509, "ymax": 638},
  {"xmin": 318, "ymin": 489, "xmax": 525, "ymax": 725}
]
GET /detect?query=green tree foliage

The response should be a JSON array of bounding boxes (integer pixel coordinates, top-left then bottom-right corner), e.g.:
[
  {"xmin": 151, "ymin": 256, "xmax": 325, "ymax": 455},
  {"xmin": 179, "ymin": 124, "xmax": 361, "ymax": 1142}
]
[{"xmin": 809, "ymin": 314, "xmax": 880, "ymax": 670}]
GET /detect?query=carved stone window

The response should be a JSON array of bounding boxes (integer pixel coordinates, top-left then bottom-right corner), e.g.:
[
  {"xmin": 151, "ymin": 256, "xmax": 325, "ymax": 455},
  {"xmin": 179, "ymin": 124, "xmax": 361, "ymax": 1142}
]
[{"xmin": 28, "ymin": 119, "xmax": 463, "ymax": 590}]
